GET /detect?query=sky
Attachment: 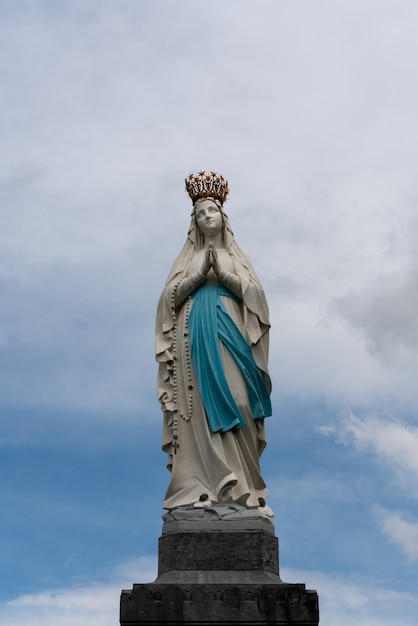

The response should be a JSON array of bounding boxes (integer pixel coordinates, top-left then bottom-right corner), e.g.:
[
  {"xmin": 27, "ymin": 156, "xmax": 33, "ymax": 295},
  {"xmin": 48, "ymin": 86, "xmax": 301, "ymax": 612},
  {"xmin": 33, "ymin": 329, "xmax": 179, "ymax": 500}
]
[{"xmin": 1, "ymin": 0, "xmax": 418, "ymax": 624}]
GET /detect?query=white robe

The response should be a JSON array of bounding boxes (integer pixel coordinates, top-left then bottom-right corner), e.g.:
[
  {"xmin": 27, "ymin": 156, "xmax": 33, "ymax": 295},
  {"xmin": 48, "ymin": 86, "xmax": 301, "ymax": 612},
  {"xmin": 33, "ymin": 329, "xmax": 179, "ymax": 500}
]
[{"xmin": 155, "ymin": 211, "xmax": 271, "ymax": 510}]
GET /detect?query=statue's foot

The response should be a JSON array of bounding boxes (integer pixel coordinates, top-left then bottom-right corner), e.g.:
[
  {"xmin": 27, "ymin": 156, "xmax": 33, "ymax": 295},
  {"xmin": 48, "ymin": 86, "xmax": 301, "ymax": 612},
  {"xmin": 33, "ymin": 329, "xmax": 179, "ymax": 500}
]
[
  {"xmin": 257, "ymin": 497, "xmax": 274, "ymax": 517},
  {"xmin": 193, "ymin": 493, "xmax": 214, "ymax": 508},
  {"xmin": 257, "ymin": 504, "xmax": 274, "ymax": 517}
]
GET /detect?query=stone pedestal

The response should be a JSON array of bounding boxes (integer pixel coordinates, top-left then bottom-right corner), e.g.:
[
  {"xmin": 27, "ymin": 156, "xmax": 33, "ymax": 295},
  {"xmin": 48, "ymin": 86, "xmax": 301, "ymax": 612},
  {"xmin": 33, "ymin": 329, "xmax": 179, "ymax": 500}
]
[{"xmin": 120, "ymin": 506, "xmax": 319, "ymax": 625}]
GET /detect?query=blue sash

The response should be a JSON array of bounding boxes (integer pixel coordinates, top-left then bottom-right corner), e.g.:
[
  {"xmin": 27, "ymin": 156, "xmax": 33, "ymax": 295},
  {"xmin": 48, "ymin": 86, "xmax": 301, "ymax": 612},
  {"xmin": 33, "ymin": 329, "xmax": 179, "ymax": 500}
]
[{"xmin": 188, "ymin": 284, "xmax": 272, "ymax": 433}]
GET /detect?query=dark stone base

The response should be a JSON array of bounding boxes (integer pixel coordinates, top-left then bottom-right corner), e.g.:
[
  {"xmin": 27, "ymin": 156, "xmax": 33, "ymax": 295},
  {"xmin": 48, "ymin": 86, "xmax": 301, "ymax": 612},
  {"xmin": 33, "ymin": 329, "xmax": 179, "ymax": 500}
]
[
  {"xmin": 158, "ymin": 530, "xmax": 280, "ymax": 579},
  {"xmin": 121, "ymin": 582, "xmax": 318, "ymax": 625},
  {"xmin": 120, "ymin": 513, "xmax": 319, "ymax": 625}
]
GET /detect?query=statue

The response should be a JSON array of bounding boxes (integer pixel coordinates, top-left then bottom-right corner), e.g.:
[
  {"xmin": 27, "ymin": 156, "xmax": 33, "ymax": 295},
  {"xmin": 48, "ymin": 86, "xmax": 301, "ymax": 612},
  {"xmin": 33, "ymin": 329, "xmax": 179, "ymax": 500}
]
[{"xmin": 155, "ymin": 171, "xmax": 273, "ymax": 515}]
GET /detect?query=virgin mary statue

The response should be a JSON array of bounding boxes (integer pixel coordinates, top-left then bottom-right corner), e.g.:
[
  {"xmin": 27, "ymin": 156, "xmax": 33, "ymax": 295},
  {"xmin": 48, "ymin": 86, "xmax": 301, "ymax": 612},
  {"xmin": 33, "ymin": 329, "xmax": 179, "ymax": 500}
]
[{"xmin": 156, "ymin": 171, "xmax": 272, "ymax": 512}]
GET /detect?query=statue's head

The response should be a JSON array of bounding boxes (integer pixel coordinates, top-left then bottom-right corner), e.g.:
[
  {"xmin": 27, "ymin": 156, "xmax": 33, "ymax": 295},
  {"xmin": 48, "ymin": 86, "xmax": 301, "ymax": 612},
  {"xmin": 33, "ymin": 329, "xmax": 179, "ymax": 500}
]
[
  {"xmin": 185, "ymin": 171, "xmax": 233, "ymax": 249},
  {"xmin": 194, "ymin": 197, "xmax": 224, "ymax": 238}
]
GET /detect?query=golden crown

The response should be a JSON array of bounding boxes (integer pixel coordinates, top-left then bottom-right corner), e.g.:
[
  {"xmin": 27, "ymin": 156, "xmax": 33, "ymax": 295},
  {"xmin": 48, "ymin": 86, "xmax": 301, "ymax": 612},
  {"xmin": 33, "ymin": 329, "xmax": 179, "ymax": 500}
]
[{"xmin": 185, "ymin": 170, "xmax": 229, "ymax": 205}]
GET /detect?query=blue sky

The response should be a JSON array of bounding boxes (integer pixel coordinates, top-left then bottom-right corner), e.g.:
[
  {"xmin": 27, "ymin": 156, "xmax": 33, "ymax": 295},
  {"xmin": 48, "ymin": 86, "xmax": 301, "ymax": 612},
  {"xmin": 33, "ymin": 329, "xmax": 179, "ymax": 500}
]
[{"xmin": 1, "ymin": 1, "xmax": 418, "ymax": 624}]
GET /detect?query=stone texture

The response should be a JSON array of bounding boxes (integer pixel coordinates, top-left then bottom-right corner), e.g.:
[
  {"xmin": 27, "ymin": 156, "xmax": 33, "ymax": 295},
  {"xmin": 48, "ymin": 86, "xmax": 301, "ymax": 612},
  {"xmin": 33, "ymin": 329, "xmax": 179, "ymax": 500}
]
[
  {"xmin": 120, "ymin": 520, "xmax": 319, "ymax": 625},
  {"xmin": 158, "ymin": 530, "xmax": 279, "ymax": 578},
  {"xmin": 120, "ymin": 582, "xmax": 319, "ymax": 624}
]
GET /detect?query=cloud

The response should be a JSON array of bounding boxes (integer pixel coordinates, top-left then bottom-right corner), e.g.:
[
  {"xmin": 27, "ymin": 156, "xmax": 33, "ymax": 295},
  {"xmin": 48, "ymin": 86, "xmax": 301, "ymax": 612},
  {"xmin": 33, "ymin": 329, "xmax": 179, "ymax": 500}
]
[
  {"xmin": 0, "ymin": 159, "xmax": 48, "ymax": 190},
  {"xmin": 283, "ymin": 568, "xmax": 418, "ymax": 626},
  {"xmin": 0, "ymin": 557, "xmax": 157, "ymax": 626},
  {"xmin": 382, "ymin": 515, "xmax": 418, "ymax": 561},
  {"xmin": 1, "ymin": 0, "xmax": 418, "ymax": 417},
  {"xmin": 319, "ymin": 412, "xmax": 418, "ymax": 480},
  {"xmin": 332, "ymin": 270, "xmax": 418, "ymax": 364},
  {"xmin": 319, "ymin": 412, "xmax": 418, "ymax": 562},
  {"xmin": 329, "ymin": 191, "xmax": 418, "ymax": 372}
]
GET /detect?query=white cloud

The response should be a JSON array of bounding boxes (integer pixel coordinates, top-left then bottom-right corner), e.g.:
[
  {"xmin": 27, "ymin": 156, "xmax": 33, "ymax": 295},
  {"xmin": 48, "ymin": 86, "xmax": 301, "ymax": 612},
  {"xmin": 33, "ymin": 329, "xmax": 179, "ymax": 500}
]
[
  {"xmin": 283, "ymin": 568, "xmax": 418, "ymax": 626},
  {"xmin": 1, "ymin": 0, "xmax": 418, "ymax": 415},
  {"xmin": 319, "ymin": 412, "xmax": 418, "ymax": 480},
  {"xmin": 0, "ymin": 557, "xmax": 157, "ymax": 626},
  {"xmin": 332, "ymin": 269, "xmax": 418, "ymax": 364},
  {"xmin": 382, "ymin": 515, "xmax": 418, "ymax": 561},
  {"xmin": 319, "ymin": 412, "xmax": 418, "ymax": 561}
]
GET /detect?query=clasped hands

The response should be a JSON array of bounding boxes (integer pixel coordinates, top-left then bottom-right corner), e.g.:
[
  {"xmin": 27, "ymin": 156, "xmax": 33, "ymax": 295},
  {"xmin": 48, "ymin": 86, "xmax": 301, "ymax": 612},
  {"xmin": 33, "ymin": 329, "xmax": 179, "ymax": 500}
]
[
  {"xmin": 199, "ymin": 242, "xmax": 241, "ymax": 298},
  {"xmin": 175, "ymin": 242, "xmax": 241, "ymax": 307},
  {"xmin": 200, "ymin": 241, "xmax": 221, "ymax": 277}
]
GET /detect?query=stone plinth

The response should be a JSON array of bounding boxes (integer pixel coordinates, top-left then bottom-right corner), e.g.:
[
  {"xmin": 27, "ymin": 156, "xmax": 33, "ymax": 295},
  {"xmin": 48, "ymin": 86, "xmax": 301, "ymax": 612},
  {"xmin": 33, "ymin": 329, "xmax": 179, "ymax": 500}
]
[{"xmin": 120, "ymin": 505, "xmax": 319, "ymax": 625}]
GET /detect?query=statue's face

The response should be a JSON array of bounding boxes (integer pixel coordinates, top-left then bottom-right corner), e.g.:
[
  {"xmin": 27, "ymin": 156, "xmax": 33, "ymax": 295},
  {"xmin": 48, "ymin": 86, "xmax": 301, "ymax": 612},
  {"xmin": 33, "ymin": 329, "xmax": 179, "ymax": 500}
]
[{"xmin": 195, "ymin": 199, "xmax": 223, "ymax": 237}]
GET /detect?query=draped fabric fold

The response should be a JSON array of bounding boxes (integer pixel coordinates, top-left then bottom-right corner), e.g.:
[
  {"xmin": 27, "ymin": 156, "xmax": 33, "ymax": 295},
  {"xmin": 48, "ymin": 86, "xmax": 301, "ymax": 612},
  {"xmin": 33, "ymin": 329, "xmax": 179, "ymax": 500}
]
[
  {"xmin": 156, "ymin": 202, "xmax": 272, "ymax": 510},
  {"xmin": 188, "ymin": 285, "xmax": 271, "ymax": 433}
]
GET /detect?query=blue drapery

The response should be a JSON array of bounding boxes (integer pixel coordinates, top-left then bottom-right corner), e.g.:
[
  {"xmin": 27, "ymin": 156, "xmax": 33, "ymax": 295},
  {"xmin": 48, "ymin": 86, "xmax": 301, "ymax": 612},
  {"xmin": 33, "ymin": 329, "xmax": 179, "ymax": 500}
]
[{"xmin": 188, "ymin": 284, "xmax": 272, "ymax": 433}]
